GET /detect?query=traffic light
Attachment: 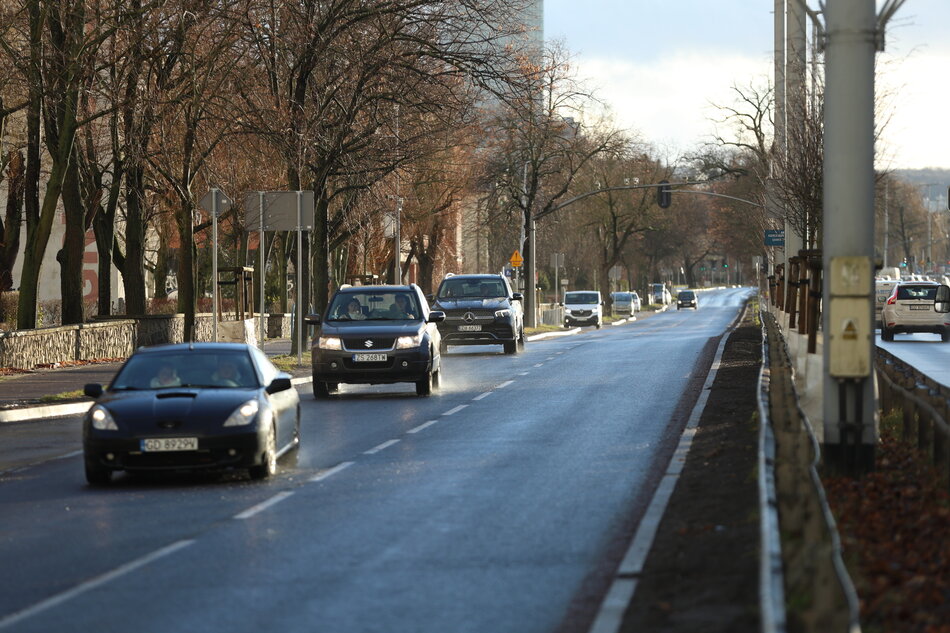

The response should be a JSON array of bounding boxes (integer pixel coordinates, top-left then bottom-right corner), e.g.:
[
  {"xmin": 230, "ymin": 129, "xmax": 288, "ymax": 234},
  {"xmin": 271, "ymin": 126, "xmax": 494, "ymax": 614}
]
[
  {"xmin": 656, "ymin": 180, "xmax": 672, "ymax": 208},
  {"xmin": 722, "ymin": 259, "xmax": 728, "ymax": 268}
]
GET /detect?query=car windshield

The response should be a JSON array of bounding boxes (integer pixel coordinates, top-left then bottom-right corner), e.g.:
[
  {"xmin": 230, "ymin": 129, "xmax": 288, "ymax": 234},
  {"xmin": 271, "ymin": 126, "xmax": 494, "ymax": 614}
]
[
  {"xmin": 896, "ymin": 285, "xmax": 937, "ymax": 300},
  {"xmin": 111, "ymin": 351, "xmax": 258, "ymax": 390},
  {"xmin": 438, "ymin": 279, "xmax": 506, "ymax": 299},
  {"xmin": 613, "ymin": 293, "xmax": 631, "ymax": 301},
  {"xmin": 679, "ymin": 292, "xmax": 695, "ymax": 299},
  {"xmin": 327, "ymin": 291, "xmax": 422, "ymax": 321},
  {"xmin": 565, "ymin": 292, "xmax": 599, "ymax": 304}
]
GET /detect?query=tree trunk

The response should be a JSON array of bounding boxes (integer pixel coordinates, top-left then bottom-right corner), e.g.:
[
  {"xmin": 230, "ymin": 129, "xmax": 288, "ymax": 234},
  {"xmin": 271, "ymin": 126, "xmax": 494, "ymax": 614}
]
[
  {"xmin": 18, "ymin": 160, "xmax": 67, "ymax": 329},
  {"xmin": 1, "ymin": 150, "xmax": 24, "ymax": 293},
  {"xmin": 177, "ymin": 202, "xmax": 196, "ymax": 341},
  {"xmin": 122, "ymin": 165, "xmax": 148, "ymax": 314},
  {"xmin": 59, "ymin": 156, "xmax": 87, "ymax": 324}
]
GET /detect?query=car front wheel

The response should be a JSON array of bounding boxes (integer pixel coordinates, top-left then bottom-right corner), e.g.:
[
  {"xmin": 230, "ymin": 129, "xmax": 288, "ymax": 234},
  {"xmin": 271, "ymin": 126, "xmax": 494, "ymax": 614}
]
[
  {"xmin": 881, "ymin": 327, "xmax": 894, "ymax": 342},
  {"xmin": 416, "ymin": 371, "xmax": 433, "ymax": 396},
  {"xmin": 84, "ymin": 458, "xmax": 112, "ymax": 486},
  {"xmin": 249, "ymin": 425, "xmax": 277, "ymax": 480}
]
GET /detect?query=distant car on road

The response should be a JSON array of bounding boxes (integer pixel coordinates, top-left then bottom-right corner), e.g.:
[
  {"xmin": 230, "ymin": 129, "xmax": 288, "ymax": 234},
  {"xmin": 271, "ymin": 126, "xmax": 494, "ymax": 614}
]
[
  {"xmin": 430, "ymin": 274, "xmax": 525, "ymax": 354},
  {"xmin": 676, "ymin": 290, "xmax": 698, "ymax": 310},
  {"xmin": 82, "ymin": 343, "xmax": 300, "ymax": 485},
  {"xmin": 881, "ymin": 281, "xmax": 950, "ymax": 341},
  {"xmin": 610, "ymin": 291, "xmax": 639, "ymax": 315},
  {"xmin": 306, "ymin": 284, "xmax": 445, "ymax": 397},
  {"xmin": 651, "ymin": 283, "xmax": 672, "ymax": 305},
  {"xmin": 563, "ymin": 290, "xmax": 603, "ymax": 328}
]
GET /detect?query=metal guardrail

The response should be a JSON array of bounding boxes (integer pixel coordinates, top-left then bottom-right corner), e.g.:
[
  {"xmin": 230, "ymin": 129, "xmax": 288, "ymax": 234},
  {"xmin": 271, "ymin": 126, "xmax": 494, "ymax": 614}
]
[
  {"xmin": 875, "ymin": 348, "xmax": 950, "ymax": 490},
  {"xmin": 759, "ymin": 309, "xmax": 862, "ymax": 633}
]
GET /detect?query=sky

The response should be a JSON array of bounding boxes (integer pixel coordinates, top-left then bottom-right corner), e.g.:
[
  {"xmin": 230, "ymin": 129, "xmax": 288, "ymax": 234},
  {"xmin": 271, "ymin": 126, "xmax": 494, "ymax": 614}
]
[{"xmin": 544, "ymin": 0, "xmax": 950, "ymax": 171}]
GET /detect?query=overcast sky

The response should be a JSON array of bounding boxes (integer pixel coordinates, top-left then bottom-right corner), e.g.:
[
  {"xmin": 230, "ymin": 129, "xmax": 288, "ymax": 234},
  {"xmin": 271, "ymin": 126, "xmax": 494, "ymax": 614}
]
[{"xmin": 544, "ymin": 0, "xmax": 950, "ymax": 171}]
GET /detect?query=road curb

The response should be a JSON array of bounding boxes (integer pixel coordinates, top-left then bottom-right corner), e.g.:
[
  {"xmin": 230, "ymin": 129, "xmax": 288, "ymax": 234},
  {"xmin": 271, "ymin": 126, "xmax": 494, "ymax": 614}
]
[{"xmin": 0, "ymin": 402, "xmax": 91, "ymax": 423}]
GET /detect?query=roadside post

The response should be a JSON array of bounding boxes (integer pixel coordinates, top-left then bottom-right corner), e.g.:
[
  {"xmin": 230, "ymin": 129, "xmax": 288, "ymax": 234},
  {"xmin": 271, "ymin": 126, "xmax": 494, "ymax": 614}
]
[{"xmin": 200, "ymin": 188, "xmax": 233, "ymax": 343}]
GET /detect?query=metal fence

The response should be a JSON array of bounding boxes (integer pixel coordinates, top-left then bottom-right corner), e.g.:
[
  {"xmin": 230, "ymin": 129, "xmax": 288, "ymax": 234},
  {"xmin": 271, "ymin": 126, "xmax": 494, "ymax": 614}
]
[{"xmin": 876, "ymin": 347, "xmax": 950, "ymax": 490}]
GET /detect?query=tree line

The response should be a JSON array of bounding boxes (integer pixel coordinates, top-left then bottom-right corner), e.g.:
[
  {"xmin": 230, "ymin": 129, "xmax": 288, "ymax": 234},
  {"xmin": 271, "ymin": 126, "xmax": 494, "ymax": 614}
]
[{"xmin": 0, "ymin": 0, "xmax": 788, "ymax": 341}]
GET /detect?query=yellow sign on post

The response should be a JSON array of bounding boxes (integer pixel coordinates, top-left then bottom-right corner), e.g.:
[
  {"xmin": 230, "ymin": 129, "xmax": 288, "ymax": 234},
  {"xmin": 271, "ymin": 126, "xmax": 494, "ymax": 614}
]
[{"xmin": 510, "ymin": 250, "xmax": 523, "ymax": 267}]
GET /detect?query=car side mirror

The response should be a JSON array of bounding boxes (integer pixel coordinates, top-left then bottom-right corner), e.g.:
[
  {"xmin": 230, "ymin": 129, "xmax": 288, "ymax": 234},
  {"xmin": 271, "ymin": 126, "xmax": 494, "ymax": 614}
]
[
  {"xmin": 428, "ymin": 311, "xmax": 446, "ymax": 323},
  {"xmin": 512, "ymin": 293, "xmax": 524, "ymax": 302},
  {"xmin": 266, "ymin": 375, "xmax": 293, "ymax": 394},
  {"xmin": 936, "ymin": 285, "xmax": 950, "ymax": 313},
  {"xmin": 84, "ymin": 383, "xmax": 103, "ymax": 398},
  {"xmin": 304, "ymin": 313, "xmax": 321, "ymax": 326}
]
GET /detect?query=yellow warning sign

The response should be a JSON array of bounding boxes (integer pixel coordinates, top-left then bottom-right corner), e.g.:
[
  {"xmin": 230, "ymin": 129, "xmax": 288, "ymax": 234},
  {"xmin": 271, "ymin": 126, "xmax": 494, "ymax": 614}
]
[
  {"xmin": 842, "ymin": 319, "xmax": 858, "ymax": 340},
  {"xmin": 510, "ymin": 250, "xmax": 523, "ymax": 267}
]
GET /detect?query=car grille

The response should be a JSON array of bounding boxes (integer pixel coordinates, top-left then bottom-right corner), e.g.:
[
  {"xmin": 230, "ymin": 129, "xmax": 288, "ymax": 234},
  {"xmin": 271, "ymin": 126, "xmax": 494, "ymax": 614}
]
[
  {"xmin": 342, "ymin": 337, "xmax": 396, "ymax": 351},
  {"xmin": 571, "ymin": 310, "xmax": 592, "ymax": 317},
  {"xmin": 444, "ymin": 311, "xmax": 496, "ymax": 324}
]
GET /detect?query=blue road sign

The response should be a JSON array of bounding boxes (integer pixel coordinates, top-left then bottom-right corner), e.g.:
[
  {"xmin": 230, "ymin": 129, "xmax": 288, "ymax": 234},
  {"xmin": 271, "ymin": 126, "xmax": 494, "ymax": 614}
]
[{"xmin": 765, "ymin": 229, "xmax": 785, "ymax": 247}]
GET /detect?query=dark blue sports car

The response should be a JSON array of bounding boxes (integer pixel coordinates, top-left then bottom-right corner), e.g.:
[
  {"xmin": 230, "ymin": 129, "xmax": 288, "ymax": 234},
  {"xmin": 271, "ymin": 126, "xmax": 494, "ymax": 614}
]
[{"xmin": 82, "ymin": 343, "xmax": 300, "ymax": 485}]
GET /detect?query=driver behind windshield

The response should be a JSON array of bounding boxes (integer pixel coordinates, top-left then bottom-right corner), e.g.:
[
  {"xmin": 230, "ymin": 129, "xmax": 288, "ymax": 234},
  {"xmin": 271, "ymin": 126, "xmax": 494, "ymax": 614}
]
[{"xmin": 388, "ymin": 294, "xmax": 418, "ymax": 319}]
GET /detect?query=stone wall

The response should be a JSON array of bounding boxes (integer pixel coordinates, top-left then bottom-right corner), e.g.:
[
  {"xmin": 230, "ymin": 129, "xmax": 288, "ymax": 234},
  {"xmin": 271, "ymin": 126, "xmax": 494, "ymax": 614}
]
[
  {"xmin": 0, "ymin": 320, "xmax": 136, "ymax": 369},
  {"xmin": 0, "ymin": 313, "xmax": 287, "ymax": 370},
  {"xmin": 267, "ymin": 314, "xmax": 292, "ymax": 338}
]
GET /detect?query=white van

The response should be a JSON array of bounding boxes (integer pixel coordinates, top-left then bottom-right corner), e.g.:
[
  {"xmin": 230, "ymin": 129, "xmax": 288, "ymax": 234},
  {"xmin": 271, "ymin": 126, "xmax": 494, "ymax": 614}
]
[{"xmin": 563, "ymin": 290, "xmax": 603, "ymax": 328}]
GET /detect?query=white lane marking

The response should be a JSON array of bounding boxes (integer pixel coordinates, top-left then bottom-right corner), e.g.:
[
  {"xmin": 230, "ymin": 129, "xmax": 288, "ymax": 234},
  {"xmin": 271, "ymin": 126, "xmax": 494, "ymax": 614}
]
[
  {"xmin": 234, "ymin": 491, "xmax": 295, "ymax": 520},
  {"xmin": 496, "ymin": 380, "xmax": 514, "ymax": 389},
  {"xmin": 472, "ymin": 392, "xmax": 492, "ymax": 401},
  {"xmin": 442, "ymin": 405, "xmax": 468, "ymax": 416},
  {"xmin": 407, "ymin": 420, "xmax": 439, "ymax": 434},
  {"xmin": 547, "ymin": 356, "xmax": 556, "ymax": 360},
  {"xmin": 364, "ymin": 439, "xmax": 400, "ymax": 455},
  {"xmin": 533, "ymin": 363, "xmax": 544, "ymax": 368},
  {"xmin": 310, "ymin": 461, "xmax": 354, "ymax": 482},
  {"xmin": 518, "ymin": 372, "xmax": 530, "ymax": 376},
  {"xmin": 0, "ymin": 539, "xmax": 194, "ymax": 629}
]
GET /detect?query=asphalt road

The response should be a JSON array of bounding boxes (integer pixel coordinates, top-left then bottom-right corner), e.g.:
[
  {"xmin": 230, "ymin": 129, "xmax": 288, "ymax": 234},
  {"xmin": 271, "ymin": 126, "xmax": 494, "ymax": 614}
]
[
  {"xmin": 0, "ymin": 288, "xmax": 752, "ymax": 633},
  {"xmin": 877, "ymin": 330, "xmax": 950, "ymax": 387}
]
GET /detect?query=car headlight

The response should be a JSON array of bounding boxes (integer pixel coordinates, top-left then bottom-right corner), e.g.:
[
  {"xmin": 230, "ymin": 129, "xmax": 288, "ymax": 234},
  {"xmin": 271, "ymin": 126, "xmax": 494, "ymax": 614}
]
[
  {"xmin": 494, "ymin": 309, "xmax": 511, "ymax": 318},
  {"xmin": 396, "ymin": 333, "xmax": 423, "ymax": 349},
  {"xmin": 223, "ymin": 399, "xmax": 260, "ymax": 427},
  {"xmin": 318, "ymin": 336, "xmax": 342, "ymax": 350},
  {"xmin": 564, "ymin": 309, "xmax": 573, "ymax": 315},
  {"xmin": 89, "ymin": 405, "xmax": 118, "ymax": 431}
]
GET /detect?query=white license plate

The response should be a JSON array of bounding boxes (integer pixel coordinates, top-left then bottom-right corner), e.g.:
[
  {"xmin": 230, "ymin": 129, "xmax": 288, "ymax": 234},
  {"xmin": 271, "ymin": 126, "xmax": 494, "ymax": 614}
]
[
  {"xmin": 458, "ymin": 325, "xmax": 482, "ymax": 332},
  {"xmin": 353, "ymin": 353, "xmax": 388, "ymax": 362},
  {"xmin": 141, "ymin": 437, "xmax": 198, "ymax": 452},
  {"xmin": 909, "ymin": 305, "xmax": 931, "ymax": 311}
]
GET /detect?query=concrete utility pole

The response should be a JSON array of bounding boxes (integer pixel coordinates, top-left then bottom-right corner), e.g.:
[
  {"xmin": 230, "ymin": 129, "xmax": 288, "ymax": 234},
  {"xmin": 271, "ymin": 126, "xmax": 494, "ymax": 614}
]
[
  {"xmin": 771, "ymin": 0, "xmax": 786, "ymax": 273},
  {"xmin": 822, "ymin": 0, "xmax": 878, "ymax": 474},
  {"xmin": 785, "ymin": 0, "xmax": 806, "ymax": 259}
]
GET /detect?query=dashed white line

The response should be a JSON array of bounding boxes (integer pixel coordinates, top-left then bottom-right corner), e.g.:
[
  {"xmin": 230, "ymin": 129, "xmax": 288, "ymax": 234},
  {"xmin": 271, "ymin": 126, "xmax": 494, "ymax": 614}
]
[
  {"xmin": 364, "ymin": 439, "xmax": 400, "ymax": 455},
  {"xmin": 546, "ymin": 356, "xmax": 556, "ymax": 361},
  {"xmin": 442, "ymin": 404, "xmax": 468, "ymax": 416},
  {"xmin": 310, "ymin": 461, "xmax": 354, "ymax": 482},
  {"xmin": 234, "ymin": 491, "xmax": 295, "ymax": 520},
  {"xmin": 0, "ymin": 539, "xmax": 195, "ymax": 629},
  {"xmin": 496, "ymin": 380, "xmax": 514, "ymax": 389},
  {"xmin": 518, "ymin": 372, "xmax": 530, "ymax": 376},
  {"xmin": 533, "ymin": 363, "xmax": 544, "ymax": 368},
  {"xmin": 407, "ymin": 420, "xmax": 439, "ymax": 434},
  {"xmin": 472, "ymin": 392, "xmax": 492, "ymax": 401}
]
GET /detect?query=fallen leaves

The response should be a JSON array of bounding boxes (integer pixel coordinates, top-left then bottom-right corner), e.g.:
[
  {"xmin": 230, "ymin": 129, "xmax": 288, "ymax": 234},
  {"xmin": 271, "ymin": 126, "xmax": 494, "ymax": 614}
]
[{"xmin": 824, "ymin": 417, "xmax": 950, "ymax": 633}]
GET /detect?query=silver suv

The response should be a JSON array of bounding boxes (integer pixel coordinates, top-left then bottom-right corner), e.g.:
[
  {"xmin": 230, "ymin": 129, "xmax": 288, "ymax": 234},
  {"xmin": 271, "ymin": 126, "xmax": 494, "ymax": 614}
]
[{"xmin": 881, "ymin": 281, "xmax": 950, "ymax": 341}]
